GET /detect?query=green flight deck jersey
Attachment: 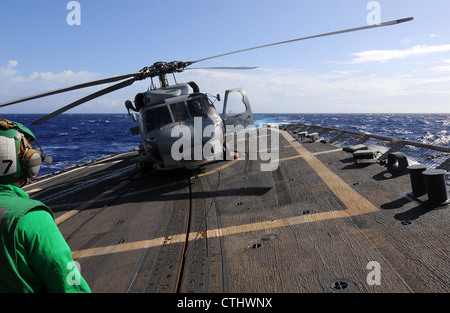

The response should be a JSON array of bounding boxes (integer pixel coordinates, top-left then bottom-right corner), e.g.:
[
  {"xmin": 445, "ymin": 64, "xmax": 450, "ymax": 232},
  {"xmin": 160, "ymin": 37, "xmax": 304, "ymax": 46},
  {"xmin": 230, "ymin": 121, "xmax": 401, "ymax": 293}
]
[{"xmin": 0, "ymin": 184, "xmax": 91, "ymax": 293}]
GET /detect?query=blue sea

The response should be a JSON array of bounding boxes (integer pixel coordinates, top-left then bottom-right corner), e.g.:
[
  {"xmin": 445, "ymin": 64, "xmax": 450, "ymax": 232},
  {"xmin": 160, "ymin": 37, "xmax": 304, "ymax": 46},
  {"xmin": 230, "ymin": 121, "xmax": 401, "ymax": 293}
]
[{"xmin": 2, "ymin": 113, "xmax": 449, "ymax": 177}]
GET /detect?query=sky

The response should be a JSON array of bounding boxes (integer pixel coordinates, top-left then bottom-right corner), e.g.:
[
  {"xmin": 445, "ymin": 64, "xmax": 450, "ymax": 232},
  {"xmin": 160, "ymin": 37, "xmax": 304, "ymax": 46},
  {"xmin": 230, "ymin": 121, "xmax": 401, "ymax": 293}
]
[{"xmin": 1, "ymin": 0, "xmax": 450, "ymax": 114}]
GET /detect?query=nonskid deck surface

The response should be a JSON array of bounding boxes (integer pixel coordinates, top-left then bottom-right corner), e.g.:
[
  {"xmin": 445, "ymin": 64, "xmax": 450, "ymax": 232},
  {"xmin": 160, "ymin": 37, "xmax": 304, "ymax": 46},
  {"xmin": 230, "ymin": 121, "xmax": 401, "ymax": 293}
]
[{"xmin": 25, "ymin": 130, "xmax": 450, "ymax": 293}]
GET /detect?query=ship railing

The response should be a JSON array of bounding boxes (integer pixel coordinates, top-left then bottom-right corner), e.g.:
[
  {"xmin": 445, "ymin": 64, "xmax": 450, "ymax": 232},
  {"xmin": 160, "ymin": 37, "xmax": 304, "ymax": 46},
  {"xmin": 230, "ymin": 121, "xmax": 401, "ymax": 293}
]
[{"xmin": 282, "ymin": 123, "xmax": 450, "ymax": 184}]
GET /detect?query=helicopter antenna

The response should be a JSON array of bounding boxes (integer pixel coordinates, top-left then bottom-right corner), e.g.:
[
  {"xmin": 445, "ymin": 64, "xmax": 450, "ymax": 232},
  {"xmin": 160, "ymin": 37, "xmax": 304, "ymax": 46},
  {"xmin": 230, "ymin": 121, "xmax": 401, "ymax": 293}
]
[
  {"xmin": 172, "ymin": 73, "xmax": 178, "ymax": 85},
  {"xmin": 150, "ymin": 77, "xmax": 155, "ymax": 90}
]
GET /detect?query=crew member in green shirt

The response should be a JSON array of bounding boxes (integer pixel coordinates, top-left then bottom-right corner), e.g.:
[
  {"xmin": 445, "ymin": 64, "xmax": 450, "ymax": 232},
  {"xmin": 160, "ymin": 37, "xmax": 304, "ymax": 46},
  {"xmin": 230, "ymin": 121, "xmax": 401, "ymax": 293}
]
[{"xmin": 0, "ymin": 119, "xmax": 91, "ymax": 293}]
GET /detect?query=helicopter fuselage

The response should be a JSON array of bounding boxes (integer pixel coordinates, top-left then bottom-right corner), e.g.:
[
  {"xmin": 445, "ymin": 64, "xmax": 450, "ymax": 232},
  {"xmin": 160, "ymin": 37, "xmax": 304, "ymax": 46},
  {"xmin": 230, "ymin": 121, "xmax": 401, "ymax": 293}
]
[{"xmin": 127, "ymin": 82, "xmax": 253, "ymax": 170}]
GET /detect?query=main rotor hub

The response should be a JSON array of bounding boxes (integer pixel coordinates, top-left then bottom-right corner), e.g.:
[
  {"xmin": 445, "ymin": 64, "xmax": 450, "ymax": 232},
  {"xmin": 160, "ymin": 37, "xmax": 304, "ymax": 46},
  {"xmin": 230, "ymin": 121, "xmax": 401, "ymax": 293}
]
[
  {"xmin": 136, "ymin": 61, "xmax": 193, "ymax": 87},
  {"xmin": 137, "ymin": 61, "xmax": 192, "ymax": 80}
]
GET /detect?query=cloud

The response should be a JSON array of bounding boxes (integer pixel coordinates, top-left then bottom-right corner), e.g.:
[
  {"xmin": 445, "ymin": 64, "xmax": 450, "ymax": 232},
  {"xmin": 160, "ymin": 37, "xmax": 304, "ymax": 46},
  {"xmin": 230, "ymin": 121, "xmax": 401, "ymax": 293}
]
[
  {"xmin": 180, "ymin": 67, "xmax": 450, "ymax": 113},
  {"xmin": 430, "ymin": 59, "xmax": 450, "ymax": 72},
  {"xmin": 2, "ymin": 60, "xmax": 450, "ymax": 114},
  {"xmin": 0, "ymin": 60, "xmax": 19, "ymax": 78},
  {"xmin": 0, "ymin": 60, "xmax": 99, "ymax": 93},
  {"xmin": 8, "ymin": 69, "xmax": 99, "ymax": 89},
  {"xmin": 348, "ymin": 44, "xmax": 450, "ymax": 64},
  {"xmin": 401, "ymin": 38, "xmax": 411, "ymax": 44},
  {"xmin": 0, "ymin": 60, "xmax": 152, "ymax": 113},
  {"xmin": 0, "ymin": 61, "xmax": 99, "ymax": 112}
]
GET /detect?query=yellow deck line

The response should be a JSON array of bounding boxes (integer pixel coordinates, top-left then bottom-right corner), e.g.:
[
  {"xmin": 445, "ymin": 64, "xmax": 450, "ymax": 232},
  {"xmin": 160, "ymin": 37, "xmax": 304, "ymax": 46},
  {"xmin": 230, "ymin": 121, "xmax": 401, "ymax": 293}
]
[
  {"xmin": 55, "ymin": 180, "xmax": 129, "ymax": 225},
  {"xmin": 280, "ymin": 131, "xmax": 379, "ymax": 216},
  {"xmin": 192, "ymin": 159, "xmax": 238, "ymax": 178},
  {"xmin": 71, "ymin": 210, "xmax": 358, "ymax": 259},
  {"xmin": 270, "ymin": 148, "xmax": 343, "ymax": 163}
]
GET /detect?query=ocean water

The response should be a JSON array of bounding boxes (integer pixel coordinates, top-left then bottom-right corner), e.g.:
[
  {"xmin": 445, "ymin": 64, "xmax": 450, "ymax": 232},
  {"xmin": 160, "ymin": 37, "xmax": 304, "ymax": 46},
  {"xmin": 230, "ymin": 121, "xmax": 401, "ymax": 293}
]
[{"xmin": 2, "ymin": 113, "xmax": 449, "ymax": 177}]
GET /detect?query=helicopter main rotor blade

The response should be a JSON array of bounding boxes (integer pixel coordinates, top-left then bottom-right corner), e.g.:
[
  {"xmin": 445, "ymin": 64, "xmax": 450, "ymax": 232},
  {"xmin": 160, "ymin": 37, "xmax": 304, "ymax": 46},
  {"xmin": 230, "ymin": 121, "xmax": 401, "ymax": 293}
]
[
  {"xmin": 0, "ymin": 72, "xmax": 141, "ymax": 108},
  {"xmin": 186, "ymin": 66, "xmax": 259, "ymax": 70},
  {"xmin": 31, "ymin": 77, "xmax": 136, "ymax": 125},
  {"xmin": 190, "ymin": 17, "xmax": 413, "ymax": 64}
]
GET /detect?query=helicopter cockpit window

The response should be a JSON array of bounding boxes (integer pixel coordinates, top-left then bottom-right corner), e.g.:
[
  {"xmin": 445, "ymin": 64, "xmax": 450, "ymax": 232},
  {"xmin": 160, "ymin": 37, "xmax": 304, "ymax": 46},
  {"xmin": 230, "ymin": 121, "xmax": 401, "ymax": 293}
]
[
  {"xmin": 170, "ymin": 102, "xmax": 189, "ymax": 122},
  {"xmin": 145, "ymin": 106, "xmax": 173, "ymax": 131},
  {"xmin": 187, "ymin": 96, "xmax": 218, "ymax": 118}
]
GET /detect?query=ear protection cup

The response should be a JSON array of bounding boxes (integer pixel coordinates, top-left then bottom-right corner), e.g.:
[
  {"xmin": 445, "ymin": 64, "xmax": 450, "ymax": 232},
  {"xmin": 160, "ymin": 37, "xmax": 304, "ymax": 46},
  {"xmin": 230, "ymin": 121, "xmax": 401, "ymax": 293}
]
[
  {"xmin": 21, "ymin": 148, "xmax": 42, "ymax": 178},
  {"xmin": 1, "ymin": 119, "xmax": 47, "ymax": 185}
]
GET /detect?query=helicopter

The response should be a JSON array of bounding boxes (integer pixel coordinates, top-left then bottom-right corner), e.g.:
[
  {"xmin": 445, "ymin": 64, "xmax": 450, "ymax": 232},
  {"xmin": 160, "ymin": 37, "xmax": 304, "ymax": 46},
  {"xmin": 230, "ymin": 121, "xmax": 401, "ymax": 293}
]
[
  {"xmin": 0, "ymin": 17, "xmax": 413, "ymax": 171},
  {"xmin": 122, "ymin": 66, "xmax": 257, "ymax": 170}
]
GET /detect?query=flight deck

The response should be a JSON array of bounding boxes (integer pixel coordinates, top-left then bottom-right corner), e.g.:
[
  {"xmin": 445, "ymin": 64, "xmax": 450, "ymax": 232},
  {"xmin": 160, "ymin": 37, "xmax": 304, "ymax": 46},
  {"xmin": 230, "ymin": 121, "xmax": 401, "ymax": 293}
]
[{"xmin": 24, "ymin": 128, "xmax": 450, "ymax": 293}]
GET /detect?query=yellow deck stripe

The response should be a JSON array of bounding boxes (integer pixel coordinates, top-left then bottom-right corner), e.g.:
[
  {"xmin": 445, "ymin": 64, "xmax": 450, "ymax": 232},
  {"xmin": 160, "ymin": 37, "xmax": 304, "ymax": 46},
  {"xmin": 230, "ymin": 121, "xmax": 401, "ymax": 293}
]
[
  {"xmin": 192, "ymin": 159, "xmax": 238, "ymax": 178},
  {"xmin": 280, "ymin": 130, "xmax": 379, "ymax": 215},
  {"xmin": 71, "ymin": 209, "xmax": 360, "ymax": 259},
  {"xmin": 55, "ymin": 180, "xmax": 129, "ymax": 225}
]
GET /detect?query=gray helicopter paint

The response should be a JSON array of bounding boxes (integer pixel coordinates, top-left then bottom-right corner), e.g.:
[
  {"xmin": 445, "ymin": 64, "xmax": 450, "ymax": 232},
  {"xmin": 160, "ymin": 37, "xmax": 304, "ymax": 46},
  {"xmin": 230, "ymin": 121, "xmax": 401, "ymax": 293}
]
[{"xmin": 222, "ymin": 89, "xmax": 254, "ymax": 132}]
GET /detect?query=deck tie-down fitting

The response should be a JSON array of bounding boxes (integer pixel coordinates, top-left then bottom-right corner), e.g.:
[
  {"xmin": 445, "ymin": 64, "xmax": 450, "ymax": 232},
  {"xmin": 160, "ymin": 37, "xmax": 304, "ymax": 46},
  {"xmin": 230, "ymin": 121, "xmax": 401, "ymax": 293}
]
[
  {"xmin": 423, "ymin": 169, "xmax": 449, "ymax": 205},
  {"xmin": 408, "ymin": 165, "xmax": 449, "ymax": 205},
  {"xmin": 407, "ymin": 164, "xmax": 428, "ymax": 197}
]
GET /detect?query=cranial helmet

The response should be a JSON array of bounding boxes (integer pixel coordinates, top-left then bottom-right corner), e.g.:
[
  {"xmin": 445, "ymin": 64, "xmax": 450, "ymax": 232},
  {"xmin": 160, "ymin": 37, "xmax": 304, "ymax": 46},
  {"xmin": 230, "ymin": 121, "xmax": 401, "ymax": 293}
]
[{"xmin": 0, "ymin": 119, "xmax": 49, "ymax": 185}]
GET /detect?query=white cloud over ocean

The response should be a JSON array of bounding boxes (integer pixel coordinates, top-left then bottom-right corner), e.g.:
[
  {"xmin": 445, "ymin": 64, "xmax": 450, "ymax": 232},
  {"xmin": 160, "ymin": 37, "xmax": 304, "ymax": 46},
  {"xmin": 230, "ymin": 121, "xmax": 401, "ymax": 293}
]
[
  {"xmin": 348, "ymin": 44, "xmax": 450, "ymax": 63},
  {"xmin": 0, "ymin": 60, "xmax": 150, "ymax": 113},
  {"xmin": 2, "ymin": 57, "xmax": 450, "ymax": 114},
  {"xmin": 180, "ymin": 67, "xmax": 450, "ymax": 113}
]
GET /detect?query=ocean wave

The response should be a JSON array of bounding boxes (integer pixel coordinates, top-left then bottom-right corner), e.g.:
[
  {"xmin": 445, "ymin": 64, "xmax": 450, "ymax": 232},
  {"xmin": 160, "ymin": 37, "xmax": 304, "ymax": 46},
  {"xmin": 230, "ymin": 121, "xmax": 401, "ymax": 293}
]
[
  {"xmin": 420, "ymin": 130, "xmax": 450, "ymax": 147},
  {"xmin": 2, "ymin": 113, "xmax": 448, "ymax": 177}
]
